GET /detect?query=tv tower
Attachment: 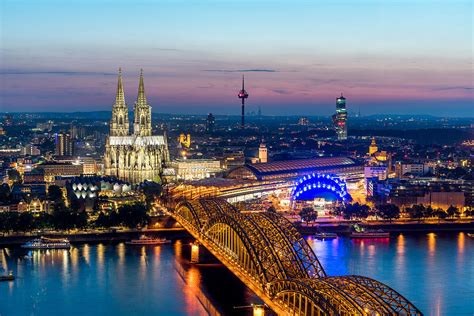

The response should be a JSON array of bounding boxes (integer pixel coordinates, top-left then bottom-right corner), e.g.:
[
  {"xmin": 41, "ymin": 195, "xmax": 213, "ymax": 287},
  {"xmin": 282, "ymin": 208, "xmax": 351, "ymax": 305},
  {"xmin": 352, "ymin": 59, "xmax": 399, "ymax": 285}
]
[{"xmin": 238, "ymin": 75, "xmax": 249, "ymax": 128}]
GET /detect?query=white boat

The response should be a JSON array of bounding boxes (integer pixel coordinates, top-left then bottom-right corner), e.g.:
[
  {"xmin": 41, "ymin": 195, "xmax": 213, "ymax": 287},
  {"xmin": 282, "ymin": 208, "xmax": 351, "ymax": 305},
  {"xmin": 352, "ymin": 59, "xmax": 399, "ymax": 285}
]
[
  {"xmin": 350, "ymin": 231, "xmax": 390, "ymax": 238},
  {"xmin": 314, "ymin": 232, "xmax": 338, "ymax": 239},
  {"xmin": 21, "ymin": 237, "xmax": 71, "ymax": 249},
  {"xmin": 350, "ymin": 224, "xmax": 390, "ymax": 238},
  {"xmin": 126, "ymin": 235, "xmax": 171, "ymax": 245}
]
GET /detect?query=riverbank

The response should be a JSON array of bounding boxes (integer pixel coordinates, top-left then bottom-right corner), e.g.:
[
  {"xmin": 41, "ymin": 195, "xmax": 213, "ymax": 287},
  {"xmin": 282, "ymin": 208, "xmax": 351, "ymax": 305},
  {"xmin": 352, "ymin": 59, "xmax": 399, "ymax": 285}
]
[
  {"xmin": 297, "ymin": 220, "xmax": 474, "ymax": 235},
  {"xmin": 0, "ymin": 227, "xmax": 188, "ymax": 246}
]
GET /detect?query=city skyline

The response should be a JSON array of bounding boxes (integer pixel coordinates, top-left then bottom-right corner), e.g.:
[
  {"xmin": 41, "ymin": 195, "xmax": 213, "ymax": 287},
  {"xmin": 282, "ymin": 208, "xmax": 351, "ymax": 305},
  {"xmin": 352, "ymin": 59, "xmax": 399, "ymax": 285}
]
[{"xmin": 0, "ymin": 0, "xmax": 473, "ymax": 116}]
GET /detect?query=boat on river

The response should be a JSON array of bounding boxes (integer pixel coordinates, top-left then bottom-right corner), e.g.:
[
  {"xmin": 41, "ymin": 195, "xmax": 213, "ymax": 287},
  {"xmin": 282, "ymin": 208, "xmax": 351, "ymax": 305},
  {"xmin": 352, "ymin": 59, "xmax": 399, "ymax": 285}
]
[
  {"xmin": 467, "ymin": 233, "xmax": 474, "ymax": 238},
  {"xmin": 350, "ymin": 224, "xmax": 390, "ymax": 238},
  {"xmin": 314, "ymin": 232, "xmax": 338, "ymax": 239},
  {"xmin": 126, "ymin": 235, "xmax": 171, "ymax": 245},
  {"xmin": 21, "ymin": 237, "xmax": 71, "ymax": 249},
  {"xmin": 0, "ymin": 272, "xmax": 15, "ymax": 281}
]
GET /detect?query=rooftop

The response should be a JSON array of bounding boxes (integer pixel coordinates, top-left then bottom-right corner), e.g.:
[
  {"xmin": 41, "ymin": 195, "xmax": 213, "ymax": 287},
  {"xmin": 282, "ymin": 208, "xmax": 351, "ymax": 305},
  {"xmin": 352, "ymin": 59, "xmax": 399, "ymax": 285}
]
[{"xmin": 247, "ymin": 157, "xmax": 358, "ymax": 175}]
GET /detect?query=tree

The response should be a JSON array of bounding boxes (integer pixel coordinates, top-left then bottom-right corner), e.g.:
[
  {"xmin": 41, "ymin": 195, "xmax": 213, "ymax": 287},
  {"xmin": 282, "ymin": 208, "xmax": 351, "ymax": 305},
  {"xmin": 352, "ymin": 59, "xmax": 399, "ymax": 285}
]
[
  {"xmin": 0, "ymin": 183, "xmax": 11, "ymax": 204},
  {"xmin": 34, "ymin": 212, "xmax": 54, "ymax": 230},
  {"xmin": 142, "ymin": 181, "xmax": 163, "ymax": 210},
  {"xmin": 341, "ymin": 203, "xmax": 369, "ymax": 220},
  {"xmin": 446, "ymin": 205, "xmax": 460, "ymax": 218},
  {"xmin": 118, "ymin": 202, "xmax": 150, "ymax": 229},
  {"xmin": 377, "ymin": 204, "xmax": 400, "ymax": 222},
  {"xmin": 7, "ymin": 169, "xmax": 21, "ymax": 184},
  {"xmin": 17, "ymin": 212, "xmax": 34, "ymax": 232},
  {"xmin": 299, "ymin": 207, "xmax": 318, "ymax": 225},
  {"xmin": 69, "ymin": 197, "xmax": 81, "ymax": 212},
  {"xmin": 52, "ymin": 204, "xmax": 88, "ymax": 231},
  {"xmin": 267, "ymin": 206, "xmax": 277, "ymax": 213},
  {"xmin": 434, "ymin": 208, "xmax": 447, "ymax": 221},
  {"xmin": 48, "ymin": 185, "xmax": 63, "ymax": 202},
  {"xmin": 424, "ymin": 206, "xmax": 435, "ymax": 218},
  {"xmin": 408, "ymin": 204, "xmax": 425, "ymax": 221}
]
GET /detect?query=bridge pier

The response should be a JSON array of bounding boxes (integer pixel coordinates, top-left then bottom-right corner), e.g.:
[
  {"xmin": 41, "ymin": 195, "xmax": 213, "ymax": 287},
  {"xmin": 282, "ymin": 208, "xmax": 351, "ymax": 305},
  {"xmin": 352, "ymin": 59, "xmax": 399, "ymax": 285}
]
[
  {"xmin": 253, "ymin": 305, "xmax": 265, "ymax": 316},
  {"xmin": 190, "ymin": 242, "xmax": 200, "ymax": 263}
]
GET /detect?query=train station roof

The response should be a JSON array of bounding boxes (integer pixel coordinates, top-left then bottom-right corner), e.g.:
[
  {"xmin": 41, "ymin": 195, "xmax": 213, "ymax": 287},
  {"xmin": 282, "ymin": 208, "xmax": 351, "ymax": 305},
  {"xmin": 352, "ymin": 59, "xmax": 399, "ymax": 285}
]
[{"xmin": 227, "ymin": 157, "xmax": 362, "ymax": 181}]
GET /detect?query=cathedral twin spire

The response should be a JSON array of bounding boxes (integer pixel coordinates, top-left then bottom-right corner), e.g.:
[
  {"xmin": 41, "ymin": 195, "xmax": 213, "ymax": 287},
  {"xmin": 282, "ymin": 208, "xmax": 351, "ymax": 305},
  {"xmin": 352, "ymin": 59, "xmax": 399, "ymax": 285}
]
[{"xmin": 110, "ymin": 68, "xmax": 152, "ymax": 137}]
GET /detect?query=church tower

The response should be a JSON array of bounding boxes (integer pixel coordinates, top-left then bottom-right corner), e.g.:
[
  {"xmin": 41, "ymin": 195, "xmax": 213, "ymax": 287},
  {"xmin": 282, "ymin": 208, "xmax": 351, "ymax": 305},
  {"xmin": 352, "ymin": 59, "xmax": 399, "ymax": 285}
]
[
  {"xmin": 110, "ymin": 68, "xmax": 130, "ymax": 136},
  {"xmin": 134, "ymin": 69, "xmax": 152, "ymax": 136}
]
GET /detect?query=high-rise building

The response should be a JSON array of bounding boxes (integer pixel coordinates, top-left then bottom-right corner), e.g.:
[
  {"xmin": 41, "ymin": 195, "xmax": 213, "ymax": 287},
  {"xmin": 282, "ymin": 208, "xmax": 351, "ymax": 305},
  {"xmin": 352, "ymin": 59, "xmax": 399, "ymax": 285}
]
[
  {"xmin": 55, "ymin": 132, "xmax": 74, "ymax": 157},
  {"xmin": 70, "ymin": 124, "xmax": 86, "ymax": 140},
  {"xmin": 206, "ymin": 113, "xmax": 215, "ymax": 133},
  {"xmin": 237, "ymin": 75, "xmax": 249, "ymax": 128},
  {"xmin": 104, "ymin": 69, "xmax": 170, "ymax": 184},
  {"xmin": 332, "ymin": 93, "xmax": 348, "ymax": 140}
]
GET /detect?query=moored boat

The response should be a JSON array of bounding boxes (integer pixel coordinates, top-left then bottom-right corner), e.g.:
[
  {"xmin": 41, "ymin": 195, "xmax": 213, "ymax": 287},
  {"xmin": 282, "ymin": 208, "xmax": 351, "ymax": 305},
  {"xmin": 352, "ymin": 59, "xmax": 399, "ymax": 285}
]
[
  {"xmin": 126, "ymin": 235, "xmax": 171, "ymax": 245},
  {"xmin": 467, "ymin": 233, "xmax": 474, "ymax": 238},
  {"xmin": 0, "ymin": 272, "xmax": 15, "ymax": 281},
  {"xmin": 350, "ymin": 224, "xmax": 390, "ymax": 238},
  {"xmin": 350, "ymin": 231, "xmax": 390, "ymax": 238},
  {"xmin": 21, "ymin": 237, "xmax": 71, "ymax": 249},
  {"xmin": 314, "ymin": 232, "xmax": 338, "ymax": 239}
]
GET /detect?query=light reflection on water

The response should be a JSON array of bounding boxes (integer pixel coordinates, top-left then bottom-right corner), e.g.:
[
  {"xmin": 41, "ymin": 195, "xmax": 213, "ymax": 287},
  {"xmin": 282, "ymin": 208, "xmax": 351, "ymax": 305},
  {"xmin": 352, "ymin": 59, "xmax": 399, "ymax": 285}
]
[
  {"xmin": 0, "ymin": 240, "xmax": 258, "ymax": 316},
  {"xmin": 308, "ymin": 232, "xmax": 474, "ymax": 315},
  {"xmin": 1, "ymin": 233, "xmax": 473, "ymax": 315}
]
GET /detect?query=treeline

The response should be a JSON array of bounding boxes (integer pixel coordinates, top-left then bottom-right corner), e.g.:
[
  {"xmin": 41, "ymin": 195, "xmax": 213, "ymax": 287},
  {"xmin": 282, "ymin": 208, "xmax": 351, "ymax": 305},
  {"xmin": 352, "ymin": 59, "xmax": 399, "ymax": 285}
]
[
  {"xmin": 334, "ymin": 203, "xmax": 470, "ymax": 221},
  {"xmin": 0, "ymin": 202, "xmax": 150, "ymax": 234}
]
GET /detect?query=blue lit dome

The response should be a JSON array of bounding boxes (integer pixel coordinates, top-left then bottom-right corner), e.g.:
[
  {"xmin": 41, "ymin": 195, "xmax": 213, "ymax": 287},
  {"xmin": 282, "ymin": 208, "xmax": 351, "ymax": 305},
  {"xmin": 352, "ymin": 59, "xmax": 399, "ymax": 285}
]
[{"xmin": 291, "ymin": 173, "xmax": 351, "ymax": 202}]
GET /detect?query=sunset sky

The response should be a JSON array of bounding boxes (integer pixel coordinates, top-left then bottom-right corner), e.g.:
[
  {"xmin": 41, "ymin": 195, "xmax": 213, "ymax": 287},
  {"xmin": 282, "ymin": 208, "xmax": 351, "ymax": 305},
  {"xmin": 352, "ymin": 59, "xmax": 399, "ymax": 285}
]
[{"xmin": 0, "ymin": 0, "xmax": 472, "ymax": 116}]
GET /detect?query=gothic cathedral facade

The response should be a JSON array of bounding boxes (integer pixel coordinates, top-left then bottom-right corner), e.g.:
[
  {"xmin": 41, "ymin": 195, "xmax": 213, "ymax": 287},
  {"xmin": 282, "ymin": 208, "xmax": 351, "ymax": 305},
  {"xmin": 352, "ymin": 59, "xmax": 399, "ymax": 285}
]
[{"xmin": 104, "ymin": 69, "xmax": 169, "ymax": 184}]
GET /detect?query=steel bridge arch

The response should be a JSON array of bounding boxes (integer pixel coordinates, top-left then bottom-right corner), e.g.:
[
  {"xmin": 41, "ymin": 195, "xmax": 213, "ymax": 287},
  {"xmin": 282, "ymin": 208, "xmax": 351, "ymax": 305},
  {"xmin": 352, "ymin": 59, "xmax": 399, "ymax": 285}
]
[{"xmin": 171, "ymin": 198, "xmax": 422, "ymax": 315}]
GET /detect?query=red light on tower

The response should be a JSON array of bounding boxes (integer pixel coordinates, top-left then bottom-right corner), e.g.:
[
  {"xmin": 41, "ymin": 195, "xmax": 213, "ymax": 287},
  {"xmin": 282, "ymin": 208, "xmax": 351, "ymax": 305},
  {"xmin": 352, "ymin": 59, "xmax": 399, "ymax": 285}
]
[{"xmin": 238, "ymin": 75, "xmax": 249, "ymax": 128}]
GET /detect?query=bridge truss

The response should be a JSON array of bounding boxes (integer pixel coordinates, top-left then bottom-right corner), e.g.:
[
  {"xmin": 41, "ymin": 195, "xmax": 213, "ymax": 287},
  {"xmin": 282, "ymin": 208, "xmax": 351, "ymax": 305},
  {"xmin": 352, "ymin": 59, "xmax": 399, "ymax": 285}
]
[{"xmin": 170, "ymin": 198, "xmax": 422, "ymax": 315}]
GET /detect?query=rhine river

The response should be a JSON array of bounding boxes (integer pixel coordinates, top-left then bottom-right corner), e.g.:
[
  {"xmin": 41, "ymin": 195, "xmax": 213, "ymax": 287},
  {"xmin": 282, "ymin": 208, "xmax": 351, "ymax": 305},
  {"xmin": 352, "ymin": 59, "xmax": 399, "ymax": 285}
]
[{"xmin": 1, "ymin": 232, "xmax": 473, "ymax": 315}]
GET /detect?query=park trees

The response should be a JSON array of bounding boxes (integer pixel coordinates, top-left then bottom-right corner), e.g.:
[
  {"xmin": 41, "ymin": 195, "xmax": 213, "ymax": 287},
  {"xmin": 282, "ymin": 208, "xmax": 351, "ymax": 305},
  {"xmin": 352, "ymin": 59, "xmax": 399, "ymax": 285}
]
[
  {"xmin": 117, "ymin": 202, "xmax": 150, "ymax": 229},
  {"xmin": 377, "ymin": 204, "xmax": 400, "ymax": 222},
  {"xmin": 299, "ymin": 207, "xmax": 318, "ymax": 225}
]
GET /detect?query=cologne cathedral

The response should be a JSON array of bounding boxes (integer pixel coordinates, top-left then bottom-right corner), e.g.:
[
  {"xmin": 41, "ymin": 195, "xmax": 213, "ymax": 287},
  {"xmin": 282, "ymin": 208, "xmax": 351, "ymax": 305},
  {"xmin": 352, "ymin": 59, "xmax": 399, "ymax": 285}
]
[{"xmin": 104, "ymin": 69, "xmax": 169, "ymax": 184}]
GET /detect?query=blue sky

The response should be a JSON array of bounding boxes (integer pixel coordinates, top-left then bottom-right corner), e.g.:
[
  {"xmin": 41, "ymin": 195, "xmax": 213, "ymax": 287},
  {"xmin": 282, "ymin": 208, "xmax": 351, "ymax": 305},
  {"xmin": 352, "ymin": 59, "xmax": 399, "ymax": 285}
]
[{"xmin": 0, "ymin": 0, "xmax": 472, "ymax": 116}]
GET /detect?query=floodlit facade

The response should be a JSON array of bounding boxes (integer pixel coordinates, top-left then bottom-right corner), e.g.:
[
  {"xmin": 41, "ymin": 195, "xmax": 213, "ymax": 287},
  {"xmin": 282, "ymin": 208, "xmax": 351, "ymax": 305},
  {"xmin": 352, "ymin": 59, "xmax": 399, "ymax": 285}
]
[{"xmin": 104, "ymin": 69, "xmax": 170, "ymax": 184}]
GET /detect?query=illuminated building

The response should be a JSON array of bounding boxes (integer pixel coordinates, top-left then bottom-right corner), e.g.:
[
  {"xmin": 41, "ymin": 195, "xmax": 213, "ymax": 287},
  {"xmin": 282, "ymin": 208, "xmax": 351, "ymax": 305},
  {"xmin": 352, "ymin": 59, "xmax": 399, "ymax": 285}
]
[
  {"xmin": 364, "ymin": 166, "xmax": 388, "ymax": 180},
  {"xmin": 367, "ymin": 137, "xmax": 388, "ymax": 163},
  {"xmin": 70, "ymin": 124, "xmax": 86, "ymax": 140},
  {"xmin": 237, "ymin": 75, "xmax": 249, "ymax": 128},
  {"xmin": 55, "ymin": 132, "xmax": 74, "ymax": 157},
  {"xmin": 21, "ymin": 144, "xmax": 41, "ymax": 156},
  {"xmin": 37, "ymin": 162, "xmax": 83, "ymax": 183},
  {"xmin": 206, "ymin": 113, "xmax": 215, "ymax": 133},
  {"xmin": 258, "ymin": 142, "xmax": 268, "ymax": 163},
  {"xmin": 395, "ymin": 162, "xmax": 428, "ymax": 178},
  {"xmin": 298, "ymin": 117, "xmax": 309, "ymax": 126},
  {"xmin": 104, "ymin": 69, "xmax": 170, "ymax": 184},
  {"xmin": 171, "ymin": 159, "xmax": 222, "ymax": 181},
  {"xmin": 332, "ymin": 93, "xmax": 347, "ymax": 140},
  {"xmin": 369, "ymin": 137, "xmax": 378, "ymax": 155},
  {"xmin": 81, "ymin": 157, "xmax": 99, "ymax": 175},
  {"xmin": 178, "ymin": 133, "xmax": 191, "ymax": 148},
  {"xmin": 3, "ymin": 114, "xmax": 13, "ymax": 126}
]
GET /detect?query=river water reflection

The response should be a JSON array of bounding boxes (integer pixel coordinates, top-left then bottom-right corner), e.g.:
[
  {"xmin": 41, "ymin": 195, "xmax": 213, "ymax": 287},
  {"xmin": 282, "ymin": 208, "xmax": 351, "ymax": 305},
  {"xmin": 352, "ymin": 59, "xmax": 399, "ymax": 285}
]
[{"xmin": 1, "ymin": 232, "xmax": 473, "ymax": 315}]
